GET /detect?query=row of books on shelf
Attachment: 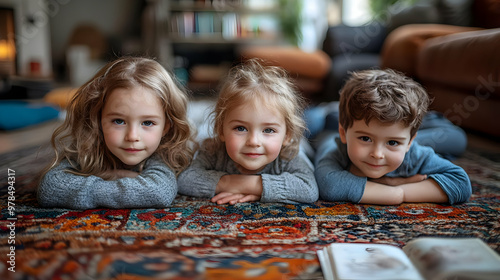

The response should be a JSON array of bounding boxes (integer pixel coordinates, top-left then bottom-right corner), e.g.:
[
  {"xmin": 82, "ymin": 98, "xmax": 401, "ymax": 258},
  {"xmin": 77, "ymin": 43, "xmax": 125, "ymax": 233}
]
[
  {"xmin": 170, "ymin": 0, "xmax": 277, "ymax": 10},
  {"xmin": 168, "ymin": 12, "xmax": 279, "ymax": 41}
]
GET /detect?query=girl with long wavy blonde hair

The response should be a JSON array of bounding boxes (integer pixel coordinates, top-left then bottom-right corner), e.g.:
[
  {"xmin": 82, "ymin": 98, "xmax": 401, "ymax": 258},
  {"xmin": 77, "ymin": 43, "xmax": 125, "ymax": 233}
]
[
  {"xmin": 178, "ymin": 59, "xmax": 318, "ymax": 205},
  {"xmin": 38, "ymin": 56, "xmax": 194, "ymax": 209}
]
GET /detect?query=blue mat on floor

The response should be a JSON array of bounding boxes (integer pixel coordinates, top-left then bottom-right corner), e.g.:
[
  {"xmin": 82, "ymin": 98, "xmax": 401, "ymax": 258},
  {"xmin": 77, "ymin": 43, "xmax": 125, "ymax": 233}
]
[{"xmin": 0, "ymin": 101, "xmax": 60, "ymax": 130}]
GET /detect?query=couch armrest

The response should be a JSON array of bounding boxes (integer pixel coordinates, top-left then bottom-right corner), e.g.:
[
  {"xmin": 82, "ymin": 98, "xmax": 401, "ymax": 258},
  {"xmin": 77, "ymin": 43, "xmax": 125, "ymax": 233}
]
[
  {"xmin": 417, "ymin": 28, "xmax": 500, "ymax": 95},
  {"xmin": 381, "ymin": 24, "xmax": 481, "ymax": 77},
  {"xmin": 240, "ymin": 46, "xmax": 331, "ymax": 80}
]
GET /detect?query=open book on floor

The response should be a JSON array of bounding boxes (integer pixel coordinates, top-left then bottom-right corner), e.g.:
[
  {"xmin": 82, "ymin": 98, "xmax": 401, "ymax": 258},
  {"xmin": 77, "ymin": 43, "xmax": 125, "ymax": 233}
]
[{"xmin": 317, "ymin": 237, "xmax": 500, "ymax": 280}]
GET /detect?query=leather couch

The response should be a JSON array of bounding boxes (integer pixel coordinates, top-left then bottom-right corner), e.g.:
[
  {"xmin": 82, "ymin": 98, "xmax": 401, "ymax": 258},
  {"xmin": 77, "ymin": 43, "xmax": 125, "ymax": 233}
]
[
  {"xmin": 382, "ymin": 25, "xmax": 500, "ymax": 138},
  {"xmin": 320, "ymin": 0, "xmax": 500, "ymax": 137}
]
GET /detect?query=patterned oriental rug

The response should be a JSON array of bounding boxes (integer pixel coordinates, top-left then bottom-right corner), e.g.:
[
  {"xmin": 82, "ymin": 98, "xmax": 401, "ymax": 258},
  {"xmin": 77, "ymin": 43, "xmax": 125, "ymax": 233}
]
[{"xmin": 0, "ymin": 143, "xmax": 499, "ymax": 280}]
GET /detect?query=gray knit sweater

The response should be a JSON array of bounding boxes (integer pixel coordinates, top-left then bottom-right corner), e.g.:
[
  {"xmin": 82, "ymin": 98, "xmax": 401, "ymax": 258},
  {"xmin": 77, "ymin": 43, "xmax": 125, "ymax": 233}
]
[
  {"xmin": 37, "ymin": 157, "xmax": 177, "ymax": 209},
  {"xmin": 177, "ymin": 147, "xmax": 319, "ymax": 204}
]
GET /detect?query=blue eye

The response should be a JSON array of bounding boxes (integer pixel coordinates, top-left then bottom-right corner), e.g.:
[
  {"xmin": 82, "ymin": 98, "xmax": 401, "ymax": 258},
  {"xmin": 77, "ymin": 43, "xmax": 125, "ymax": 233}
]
[
  {"xmin": 113, "ymin": 119, "xmax": 125, "ymax": 125},
  {"xmin": 263, "ymin": 128, "xmax": 276, "ymax": 134},
  {"xmin": 142, "ymin": 121, "xmax": 154, "ymax": 127},
  {"xmin": 235, "ymin": 126, "xmax": 247, "ymax": 132}
]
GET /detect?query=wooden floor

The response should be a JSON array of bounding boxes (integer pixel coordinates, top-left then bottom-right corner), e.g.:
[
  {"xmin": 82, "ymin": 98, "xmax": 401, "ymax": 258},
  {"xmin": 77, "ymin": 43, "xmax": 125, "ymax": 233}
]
[
  {"xmin": 0, "ymin": 119, "xmax": 62, "ymax": 155},
  {"xmin": 0, "ymin": 118, "xmax": 499, "ymax": 156}
]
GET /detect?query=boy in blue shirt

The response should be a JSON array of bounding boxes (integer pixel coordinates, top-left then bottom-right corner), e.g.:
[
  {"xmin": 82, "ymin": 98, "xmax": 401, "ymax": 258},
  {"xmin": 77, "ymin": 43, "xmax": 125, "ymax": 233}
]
[{"xmin": 314, "ymin": 69, "xmax": 471, "ymax": 205}]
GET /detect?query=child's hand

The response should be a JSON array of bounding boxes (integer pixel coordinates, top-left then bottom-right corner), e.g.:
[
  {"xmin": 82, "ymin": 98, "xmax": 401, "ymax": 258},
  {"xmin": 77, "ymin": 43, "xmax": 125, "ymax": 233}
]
[
  {"xmin": 99, "ymin": 169, "xmax": 140, "ymax": 180},
  {"xmin": 216, "ymin": 174, "xmax": 263, "ymax": 195},
  {"xmin": 369, "ymin": 174, "xmax": 427, "ymax": 186},
  {"xmin": 211, "ymin": 192, "xmax": 260, "ymax": 205}
]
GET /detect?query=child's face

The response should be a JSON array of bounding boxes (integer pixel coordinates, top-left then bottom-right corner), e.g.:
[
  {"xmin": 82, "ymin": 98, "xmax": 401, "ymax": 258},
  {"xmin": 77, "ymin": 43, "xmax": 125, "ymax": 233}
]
[
  {"xmin": 339, "ymin": 119, "xmax": 415, "ymax": 178},
  {"xmin": 101, "ymin": 86, "xmax": 169, "ymax": 167},
  {"xmin": 220, "ymin": 102, "xmax": 289, "ymax": 174}
]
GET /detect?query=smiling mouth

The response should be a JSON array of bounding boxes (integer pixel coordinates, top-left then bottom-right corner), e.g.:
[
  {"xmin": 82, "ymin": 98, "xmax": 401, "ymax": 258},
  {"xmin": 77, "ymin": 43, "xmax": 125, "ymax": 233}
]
[
  {"xmin": 365, "ymin": 162, "xmax": 384, "ymax": 168},
  {"xmin": 123, "ymin": 148, "xmax": 143, "ymax": 153},
  {"xmin": 244, "ymin": 153, "xmax": 263, "ymax": 158}
]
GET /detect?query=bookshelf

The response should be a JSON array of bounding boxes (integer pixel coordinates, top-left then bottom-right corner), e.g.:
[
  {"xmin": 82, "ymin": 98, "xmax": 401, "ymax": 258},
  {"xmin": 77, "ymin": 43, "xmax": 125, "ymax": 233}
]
[
  {"xmin": 167, "ymin": 0, "xmax": 281, "ymax": 44},
  {"xmin": 151, "ymin": 0, "xmax": 286, "ymax": 94}
]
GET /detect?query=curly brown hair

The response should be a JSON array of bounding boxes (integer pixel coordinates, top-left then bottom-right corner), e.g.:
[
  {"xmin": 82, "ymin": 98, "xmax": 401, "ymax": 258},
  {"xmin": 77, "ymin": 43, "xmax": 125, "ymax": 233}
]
[{"xmin": 339, "ymin": 68, "xmax": 430, "ymax": 137}]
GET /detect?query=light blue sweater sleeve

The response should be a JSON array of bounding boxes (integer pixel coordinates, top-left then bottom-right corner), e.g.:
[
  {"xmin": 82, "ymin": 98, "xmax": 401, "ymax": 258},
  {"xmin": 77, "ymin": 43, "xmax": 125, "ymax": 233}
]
[
  {"xmin": 314, "ymin": 135, "xmax": 366, "ymax": 202},
  {"xmin": 37, "ymin": 157, "xmax": 178, "ymax": 209},
  {"xmin": 390, "ymin": 142, "xmax": 472, "ymax": 204},
  {"xmin": 314, "ymin": 134, "xmax": 472, "ymax": 204}
]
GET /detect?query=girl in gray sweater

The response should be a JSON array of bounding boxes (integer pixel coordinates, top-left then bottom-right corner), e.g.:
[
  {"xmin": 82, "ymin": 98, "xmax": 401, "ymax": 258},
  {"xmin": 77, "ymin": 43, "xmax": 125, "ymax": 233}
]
[
  {"xmin": 177, "ymin": 59, "xmax": 319, "ymax": 205},
  {"xmin": 38, "ymin": 57, "xmax": 194, "ymax": 209}
]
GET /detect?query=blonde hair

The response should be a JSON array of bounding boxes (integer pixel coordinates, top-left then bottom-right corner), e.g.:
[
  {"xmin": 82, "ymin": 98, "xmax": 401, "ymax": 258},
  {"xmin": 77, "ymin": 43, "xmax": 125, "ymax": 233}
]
[
  {"xmin": 339, "ymin": 68, "xmax": 429, "ymax": 137},
  {"xmin": 43, "ymin": 56, "xmax": 194, "ymax": 176},
  {"xmin": 204, "ymin": 58, "xmax": 306, "ymax": 160}
]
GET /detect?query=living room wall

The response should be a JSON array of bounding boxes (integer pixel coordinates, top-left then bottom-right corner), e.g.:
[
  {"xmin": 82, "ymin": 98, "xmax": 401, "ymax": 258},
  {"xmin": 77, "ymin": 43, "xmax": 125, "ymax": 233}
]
[
  {"xmin": 49, "ymin": 0, "xmax": 145, "ymax": 81},
  {"xmin": 0, "ymin": 0, "xmax": 145, "ymax": 81}
]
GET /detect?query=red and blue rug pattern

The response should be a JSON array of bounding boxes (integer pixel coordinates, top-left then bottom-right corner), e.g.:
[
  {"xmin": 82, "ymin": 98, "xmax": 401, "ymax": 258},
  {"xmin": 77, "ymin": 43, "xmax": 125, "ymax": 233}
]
[{"xmin": 0, "ymin": 145, "xmax": 499, "ymax": 279}]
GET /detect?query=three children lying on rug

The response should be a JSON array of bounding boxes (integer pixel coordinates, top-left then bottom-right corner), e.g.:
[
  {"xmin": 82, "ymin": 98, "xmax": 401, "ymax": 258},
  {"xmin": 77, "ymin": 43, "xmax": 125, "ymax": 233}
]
[{"xmin": 37, "ymin": 57, "xmax": 471, "ymax": 210}]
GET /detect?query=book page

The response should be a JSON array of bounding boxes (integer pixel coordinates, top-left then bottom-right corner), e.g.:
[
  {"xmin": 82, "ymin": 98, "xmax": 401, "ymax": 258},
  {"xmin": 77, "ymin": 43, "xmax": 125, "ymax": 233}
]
[
  {"xmin": 318, "ymin": 248, "xmax": 336, "ymax": 280},
  {"xmin": 328, "ymin": 243, "xmax": 424, "ymax": 280},
  {"xmin": 403, "ymin": 238, "xmax": 500, "ymax": 280}
]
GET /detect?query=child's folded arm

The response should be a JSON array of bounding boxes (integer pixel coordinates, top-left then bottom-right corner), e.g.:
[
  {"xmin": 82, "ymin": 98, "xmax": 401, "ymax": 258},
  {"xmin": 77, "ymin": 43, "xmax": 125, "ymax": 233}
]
[
  {"xmin": 403, "ymin": 143, "xmax": 472, "ymax": 204},
  {"xmin": 177, "ymin": 150, "xmax": 227, "ymax": 198},
  {"xmin": 427, "ymin": 169, "xmax": 471, "ymax": 204},
  {"xmin": 314, "ymin": 148, "xmax": 367, "ymax": 203},
  {"xmin": 37, "ymin": 157, "xmax": 177, "ymax": 209},
  {"xmin": 260, "ymin": 151, "xmax": 319, "ymax": 204}
]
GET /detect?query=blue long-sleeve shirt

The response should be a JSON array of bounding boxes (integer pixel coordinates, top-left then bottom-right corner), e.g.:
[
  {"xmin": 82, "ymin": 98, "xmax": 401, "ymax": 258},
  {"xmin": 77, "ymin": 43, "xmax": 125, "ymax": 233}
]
[{"xmin": 314, "ymin": 135, "xmax": 472, "ymax": 204}]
